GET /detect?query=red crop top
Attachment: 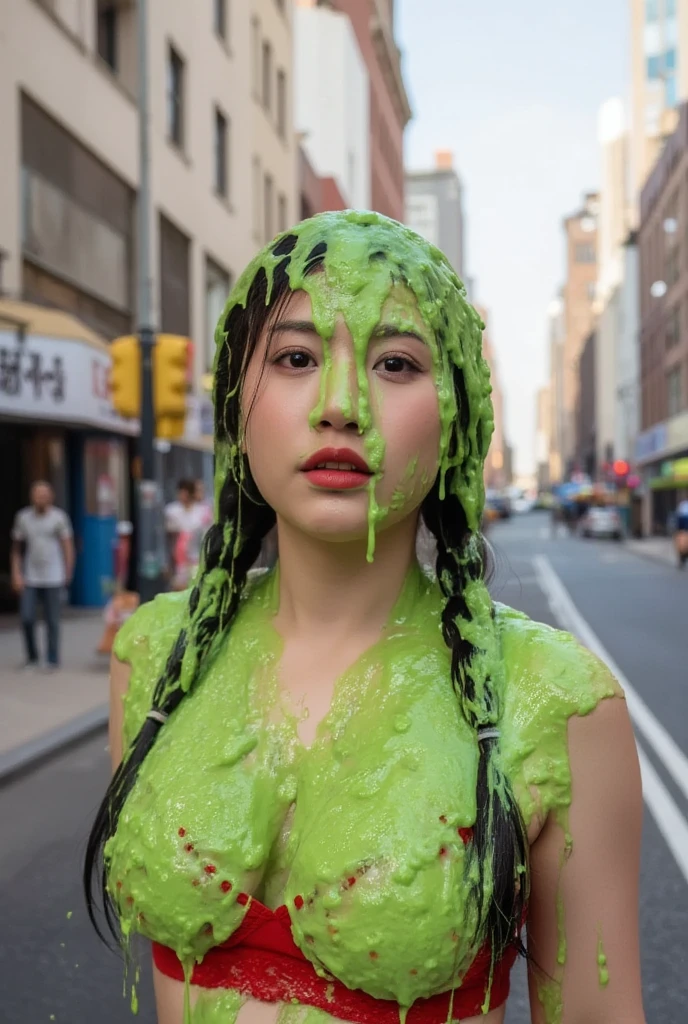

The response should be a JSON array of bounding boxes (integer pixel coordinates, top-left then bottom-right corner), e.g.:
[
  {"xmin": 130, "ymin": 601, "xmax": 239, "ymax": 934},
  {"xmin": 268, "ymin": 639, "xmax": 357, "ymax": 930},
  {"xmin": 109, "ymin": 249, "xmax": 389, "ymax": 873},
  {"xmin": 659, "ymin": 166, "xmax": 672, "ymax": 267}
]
[{"xmin": 153, "ymin": 892, "xmax": 519, "ymax": 1023}]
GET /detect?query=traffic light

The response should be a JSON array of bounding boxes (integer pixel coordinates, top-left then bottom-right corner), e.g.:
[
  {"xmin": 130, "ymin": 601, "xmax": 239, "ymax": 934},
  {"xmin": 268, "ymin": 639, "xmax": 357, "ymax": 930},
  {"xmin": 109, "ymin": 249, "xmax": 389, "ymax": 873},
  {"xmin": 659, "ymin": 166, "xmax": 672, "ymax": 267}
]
[
  {"xmin": 154, "ymin": 334, "xmax": 189, "ymax": 439},
  {"xmin": 110, "ymin": 336, "xmax": 141, "ymax": 419}
]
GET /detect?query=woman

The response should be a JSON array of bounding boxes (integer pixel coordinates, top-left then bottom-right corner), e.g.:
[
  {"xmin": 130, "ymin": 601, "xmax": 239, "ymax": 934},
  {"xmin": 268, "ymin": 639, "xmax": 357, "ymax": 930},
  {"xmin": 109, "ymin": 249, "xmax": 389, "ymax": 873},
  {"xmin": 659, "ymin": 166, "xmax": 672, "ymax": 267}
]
[{"xmin": 85, "ymin": 211, "xmax": 644, "ymax": 1024}]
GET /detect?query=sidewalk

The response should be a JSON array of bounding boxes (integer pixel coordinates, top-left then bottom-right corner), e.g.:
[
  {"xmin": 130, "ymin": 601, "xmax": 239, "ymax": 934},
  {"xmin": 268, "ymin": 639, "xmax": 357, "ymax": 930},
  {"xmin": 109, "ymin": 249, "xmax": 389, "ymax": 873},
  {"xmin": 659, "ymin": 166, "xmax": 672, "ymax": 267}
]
[
  {"xmin": 0, "ymin": 611, "xmax": 110, "ymax": 780},
  {"xmin": 625, "ymin": 536, "xmax": 679, "ymax": 568}
]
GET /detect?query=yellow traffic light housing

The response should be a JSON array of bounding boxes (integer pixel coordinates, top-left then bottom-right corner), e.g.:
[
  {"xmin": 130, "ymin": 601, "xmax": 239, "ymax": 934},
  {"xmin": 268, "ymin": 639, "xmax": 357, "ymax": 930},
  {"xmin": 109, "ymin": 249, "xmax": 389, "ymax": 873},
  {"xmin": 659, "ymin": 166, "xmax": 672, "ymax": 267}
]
[
  {"xmin": 110, "ymin": 335, "xmax": 141, "ymax": 419},
  {"xmin": 154, "ymin": 334, "xmax": 189, "ymax": 439}
]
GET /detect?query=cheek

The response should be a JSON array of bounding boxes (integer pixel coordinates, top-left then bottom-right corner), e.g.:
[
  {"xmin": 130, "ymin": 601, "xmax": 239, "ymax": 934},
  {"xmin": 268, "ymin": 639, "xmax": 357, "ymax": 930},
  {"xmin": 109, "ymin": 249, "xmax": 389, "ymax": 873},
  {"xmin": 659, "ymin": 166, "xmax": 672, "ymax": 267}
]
[
  {"xmin": 242, "ymin": 380, "xmax": 309, "ymax": 492},
  {"xmin": 380, "ymin": 384, "xmax": 441, "ymax": 473}
]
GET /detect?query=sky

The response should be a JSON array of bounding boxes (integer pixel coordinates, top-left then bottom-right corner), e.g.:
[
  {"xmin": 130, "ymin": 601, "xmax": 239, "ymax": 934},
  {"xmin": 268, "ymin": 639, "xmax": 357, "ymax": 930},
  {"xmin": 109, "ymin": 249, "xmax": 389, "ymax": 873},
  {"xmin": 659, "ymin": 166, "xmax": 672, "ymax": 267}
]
[{"xmin": 397, "ymin": 0, "xmax": 629, "ymax": 476}]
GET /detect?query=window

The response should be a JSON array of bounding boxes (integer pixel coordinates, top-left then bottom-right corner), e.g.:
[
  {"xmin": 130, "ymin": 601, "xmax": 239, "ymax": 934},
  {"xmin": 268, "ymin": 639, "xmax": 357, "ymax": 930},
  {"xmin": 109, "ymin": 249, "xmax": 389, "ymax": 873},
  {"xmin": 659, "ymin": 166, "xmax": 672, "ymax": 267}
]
[
  {"xmin": 645, "ymin": 0, "xmax": 659, "ymax": 20},
  {"xmin": 646, "ymin": 54, "xmax": 662, "ymax": 79},
  {"xmin": 159, "ymin": 214, "xmax": 190, "ymax": 335},
  {"xmin": 214, "ymin": 0, "xmax": 227, "ymax": 40},
  {"xmin": 167, "ymin": 46, "xmax": 185, "ymax": 147},
  {"xmin": 251, "ymin": 17, "xmax": 261, "ymax": 100},
  {"xmin": 666, "ymin": 247, "xmax": 680, "ymax": 287},
  {"xmin": 252, "ymin": 155, "xmax": 262, "ymax": 239},
  {"xmin": 575, "ymin": 243, "xmax": 595, "ymax": 264},
  {"xmin": 278, "ymin": 193, "xmax": 287, "ymax": 233},
  {"xmin": 214, "ymin": 107, "xmax": 228, "ymax": 197},
  {"xmin": 277, "ymin": 69, "xmax": 287, "ymax": 138},
  {"xmin": 665, "ymin": 47, "xmax": 677, "ymax": 71},
  {"xmin": 666, "ymin": 305, "xmax": 681, "ymax": 348},
  {"xmin": 262, "ymin": 41, "xmax": 272, "ymax": 112},
  {"xmin": 667, "ymin": 365, "xmax": 682, "ymax": 416},
  {"xmin": 666, "ymin": 0, "xmax": 676, "ymax": 16},
  {"xmin": 97, "ymin": 3, "xmax": 118, "ymax": 71},
  {"xmin": 264, "ymin": 173, "xmax": 274, "ymax": 243},
  {"xmin": 205, "ymin": 258, "xmax": 231, "ymax": 371},
  {"xmin": 666, "ymin": 74, "xmax": 678, "ymax": 108}
]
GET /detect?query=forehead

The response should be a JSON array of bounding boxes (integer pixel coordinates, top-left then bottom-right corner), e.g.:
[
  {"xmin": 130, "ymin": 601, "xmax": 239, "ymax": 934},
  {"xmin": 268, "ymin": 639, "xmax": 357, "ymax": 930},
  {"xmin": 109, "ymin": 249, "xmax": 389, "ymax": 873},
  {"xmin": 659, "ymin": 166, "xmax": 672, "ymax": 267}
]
[{"xmin": 275, "ymin": 280, "xmax": 429, "ymax": 337}]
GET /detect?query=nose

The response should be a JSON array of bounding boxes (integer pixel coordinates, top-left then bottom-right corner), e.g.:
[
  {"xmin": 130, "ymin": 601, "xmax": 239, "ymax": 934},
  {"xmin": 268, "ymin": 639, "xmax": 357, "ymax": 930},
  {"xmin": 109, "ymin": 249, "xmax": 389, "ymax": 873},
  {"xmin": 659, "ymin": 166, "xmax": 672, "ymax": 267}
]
[{"xmin": 314, "ymin": 351, "xmax": 361, "ymax": 433}]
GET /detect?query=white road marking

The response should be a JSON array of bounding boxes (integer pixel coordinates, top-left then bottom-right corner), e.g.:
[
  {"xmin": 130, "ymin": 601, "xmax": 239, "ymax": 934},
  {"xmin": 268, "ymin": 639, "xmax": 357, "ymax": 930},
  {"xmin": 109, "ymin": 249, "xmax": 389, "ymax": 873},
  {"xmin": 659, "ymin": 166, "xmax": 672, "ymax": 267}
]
[
  {"xmin": 636, "ymin": 746, "xmax": 688, "ymax": 885},
  {"xmin": 533, "ymin": 554, "xmax": 688, "ymax": 881}
]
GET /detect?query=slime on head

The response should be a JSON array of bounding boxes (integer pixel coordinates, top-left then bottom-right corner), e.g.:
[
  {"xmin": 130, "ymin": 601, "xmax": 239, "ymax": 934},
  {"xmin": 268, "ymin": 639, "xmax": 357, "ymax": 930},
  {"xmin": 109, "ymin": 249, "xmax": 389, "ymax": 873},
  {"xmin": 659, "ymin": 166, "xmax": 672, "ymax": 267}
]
[{"xmin": 215, "ymin": 210, "xmax": 493, "ymax": 563}]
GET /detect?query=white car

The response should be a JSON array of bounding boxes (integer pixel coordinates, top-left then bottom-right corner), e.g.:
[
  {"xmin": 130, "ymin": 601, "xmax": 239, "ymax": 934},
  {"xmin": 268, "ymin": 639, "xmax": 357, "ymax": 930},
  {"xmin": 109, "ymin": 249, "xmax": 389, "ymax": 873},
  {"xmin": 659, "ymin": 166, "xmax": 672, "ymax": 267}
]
[{"xmin": 580, "ymin": 506, "xmax": 623, "ymax": 540}]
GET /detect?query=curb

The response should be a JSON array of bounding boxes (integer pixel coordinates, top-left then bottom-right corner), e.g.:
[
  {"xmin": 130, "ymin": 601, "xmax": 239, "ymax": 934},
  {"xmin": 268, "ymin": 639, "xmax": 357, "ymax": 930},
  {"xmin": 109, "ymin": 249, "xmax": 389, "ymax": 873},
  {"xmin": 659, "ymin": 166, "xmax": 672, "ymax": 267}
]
[{"xmin": 0, "ymin": 703, "xmax": 109, "ymax": 785}]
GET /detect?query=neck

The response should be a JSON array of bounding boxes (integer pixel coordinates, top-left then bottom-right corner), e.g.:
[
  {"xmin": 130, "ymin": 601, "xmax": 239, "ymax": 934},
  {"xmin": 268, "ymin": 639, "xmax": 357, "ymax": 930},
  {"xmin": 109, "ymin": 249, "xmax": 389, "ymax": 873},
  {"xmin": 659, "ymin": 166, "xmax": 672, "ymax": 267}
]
[{"xmin": 274, "ymin": 515, "xmax": 420, "ymax": 640}]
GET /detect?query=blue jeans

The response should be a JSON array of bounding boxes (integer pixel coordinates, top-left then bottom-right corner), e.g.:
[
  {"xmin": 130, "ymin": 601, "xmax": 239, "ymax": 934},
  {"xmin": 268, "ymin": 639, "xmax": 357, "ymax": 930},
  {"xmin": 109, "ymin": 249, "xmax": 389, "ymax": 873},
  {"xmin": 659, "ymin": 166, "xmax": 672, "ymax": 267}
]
[{"xmin": 20, "ymin": 586, "xmax": 62, "ymax": 666}]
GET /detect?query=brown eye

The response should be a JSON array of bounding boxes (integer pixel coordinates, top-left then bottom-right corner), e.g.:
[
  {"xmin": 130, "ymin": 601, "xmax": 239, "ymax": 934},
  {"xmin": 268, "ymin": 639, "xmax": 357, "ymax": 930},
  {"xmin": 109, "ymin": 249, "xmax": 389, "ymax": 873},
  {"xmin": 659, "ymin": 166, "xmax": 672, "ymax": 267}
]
[{"xmin": 383, "ymin": 357, "xmax": 406, "ymax": 373}]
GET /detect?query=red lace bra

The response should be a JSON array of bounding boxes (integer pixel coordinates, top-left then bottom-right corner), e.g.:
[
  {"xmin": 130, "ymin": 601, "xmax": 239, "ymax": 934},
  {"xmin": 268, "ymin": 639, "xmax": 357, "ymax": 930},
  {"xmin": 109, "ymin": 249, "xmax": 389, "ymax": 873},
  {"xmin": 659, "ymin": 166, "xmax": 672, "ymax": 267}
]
[{"xmin": 153, "ymin": 891, "xmax": 519, "ymax": 1023}]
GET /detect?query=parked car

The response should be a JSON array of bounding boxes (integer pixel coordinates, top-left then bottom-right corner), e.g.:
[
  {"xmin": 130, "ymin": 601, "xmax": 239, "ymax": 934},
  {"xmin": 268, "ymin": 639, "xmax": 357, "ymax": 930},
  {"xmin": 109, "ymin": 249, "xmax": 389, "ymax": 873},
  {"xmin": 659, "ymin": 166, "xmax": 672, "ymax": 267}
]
[
  {"xmin": 580, "ymin": 506, "xmax": 623, "ymax": 540},
  {"xmin": 486, "ymin": 490, "xmax": 512, "ymax": 519}
]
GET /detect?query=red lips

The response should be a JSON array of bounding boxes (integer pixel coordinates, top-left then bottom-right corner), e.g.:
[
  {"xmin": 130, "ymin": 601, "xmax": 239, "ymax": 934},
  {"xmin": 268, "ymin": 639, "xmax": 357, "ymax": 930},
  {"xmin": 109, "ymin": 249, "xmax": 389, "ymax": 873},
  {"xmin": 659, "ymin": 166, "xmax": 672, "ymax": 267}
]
[{"xmin": 301, "ymin": 447, "xmax": 372, "ymax": 490}]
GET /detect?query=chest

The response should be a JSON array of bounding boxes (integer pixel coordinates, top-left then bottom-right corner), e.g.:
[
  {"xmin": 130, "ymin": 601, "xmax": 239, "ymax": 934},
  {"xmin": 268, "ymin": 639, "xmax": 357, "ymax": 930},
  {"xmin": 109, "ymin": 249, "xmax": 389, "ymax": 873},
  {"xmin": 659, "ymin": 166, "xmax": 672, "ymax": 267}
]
[{"xmin": 25, "ymin": 514, "xmax": 61, "ymax": 549}]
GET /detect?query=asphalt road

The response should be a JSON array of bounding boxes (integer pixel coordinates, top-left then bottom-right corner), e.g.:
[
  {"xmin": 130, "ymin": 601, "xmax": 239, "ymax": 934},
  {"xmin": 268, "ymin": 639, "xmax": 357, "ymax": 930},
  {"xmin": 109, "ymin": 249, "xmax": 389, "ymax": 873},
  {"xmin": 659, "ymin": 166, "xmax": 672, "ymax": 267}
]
[{"xmin": 1, "ymin": 512, "xmax": 686, "ymax": 1024}]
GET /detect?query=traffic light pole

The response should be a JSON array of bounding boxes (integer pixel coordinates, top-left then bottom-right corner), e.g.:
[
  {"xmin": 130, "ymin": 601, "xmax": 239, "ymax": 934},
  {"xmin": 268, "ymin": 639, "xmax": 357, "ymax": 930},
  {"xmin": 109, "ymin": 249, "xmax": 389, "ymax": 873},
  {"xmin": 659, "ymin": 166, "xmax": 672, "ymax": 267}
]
[{"xmin": 136, "ymin": 0, "xmax": 164, "ymax": 603}]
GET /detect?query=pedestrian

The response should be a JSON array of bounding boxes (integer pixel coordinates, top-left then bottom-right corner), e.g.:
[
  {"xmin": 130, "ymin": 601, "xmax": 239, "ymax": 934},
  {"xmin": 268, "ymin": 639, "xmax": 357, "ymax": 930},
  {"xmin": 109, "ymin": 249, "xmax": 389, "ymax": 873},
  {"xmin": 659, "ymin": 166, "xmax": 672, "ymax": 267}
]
[
  {"xmin": 164, "ymin": 479, "xmax": 206, "ymax": 590},
  {"xmin": 10, "ymin": 480, "xmax": 74, "ymax": 671},
  {"xmin": 193, "ymin": 478, "xmax": 214, "ymax": 531},
  {"xmin": 675, "ymin": 496, "xmax": 688, "ymax": 568},
  {"xmin": 86, "ymin": 211, "xmax": 644, "ymax": 1023}
]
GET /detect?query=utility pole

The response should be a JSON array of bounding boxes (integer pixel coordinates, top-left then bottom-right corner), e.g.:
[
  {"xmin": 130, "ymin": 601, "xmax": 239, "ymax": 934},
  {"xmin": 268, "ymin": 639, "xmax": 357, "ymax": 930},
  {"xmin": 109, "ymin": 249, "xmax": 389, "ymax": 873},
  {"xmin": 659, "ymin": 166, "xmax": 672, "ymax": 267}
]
[{"xmin": 136, "ymin": 0, "xmax": 164, "ymax": 602}]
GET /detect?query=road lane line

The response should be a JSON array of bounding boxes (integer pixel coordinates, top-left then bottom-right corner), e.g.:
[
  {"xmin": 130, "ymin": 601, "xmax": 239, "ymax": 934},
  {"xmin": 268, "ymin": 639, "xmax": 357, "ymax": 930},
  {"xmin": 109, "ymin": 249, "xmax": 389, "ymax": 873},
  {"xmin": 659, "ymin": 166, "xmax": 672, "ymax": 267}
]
[
  {"xmin": 636, "ymin": 745, "xmax": 688, "ymax": 885},
  {"xmin": 533, "ymin": 554, "xmax": 688, "ymax": 806}
]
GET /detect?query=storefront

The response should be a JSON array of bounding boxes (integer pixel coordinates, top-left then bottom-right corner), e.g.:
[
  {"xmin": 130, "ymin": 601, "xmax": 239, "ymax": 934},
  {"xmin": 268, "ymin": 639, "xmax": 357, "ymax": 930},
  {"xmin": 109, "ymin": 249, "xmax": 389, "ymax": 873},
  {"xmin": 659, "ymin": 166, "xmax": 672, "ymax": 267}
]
[
  {"xmin": 156, "ymin": 393, "xmax": 214, "ymax": 505},
  {"xmin": 0, "ymin": 300, "xmax": 136, "ymax": 610},
  {"xmin": 636, "ymin": 412, "xmax": 688, "ymax": 535}
]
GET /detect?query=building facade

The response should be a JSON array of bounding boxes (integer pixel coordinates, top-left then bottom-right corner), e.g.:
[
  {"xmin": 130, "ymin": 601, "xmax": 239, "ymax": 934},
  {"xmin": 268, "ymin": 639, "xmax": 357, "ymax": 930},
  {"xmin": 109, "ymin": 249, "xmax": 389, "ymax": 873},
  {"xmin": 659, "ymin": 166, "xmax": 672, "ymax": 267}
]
[
  {"xmin": 561, "ymin": 193, "xmax": 599, "ymax": 472},
  {"xmin": 576, "ymin": 330, "xmax": 597, "ymax": 479},
  {"xmin": 637, "ymin": 101, "xmax": 688, "ymax": 532},
  {"xmin": 478, "ymin": 307, "xmax": 507, "ymax": 493},
  {"xmin": 547, "ymin": 296, "xmax": 566, "ymax": 486},
  {"xmin": 405, "ymin": 151, "xmax": 465, "ymax": 280},
  {"xmin": 535, "ymin": 385, "xmax": 551, "ymax": 492},
  {"xmin": 615, "ymin": 236, "xmax": 641, "ymax": 465},
  {"xmin": 298, "ymin": 0, "xmax": 410, "ymax": 220},
  {"xmin": 0, "ymin": 0, "xmax": 296, "ymax": 604},
  {"xmin": 629, "ymin": 0, "xmax": 688, "ymax": 203},
  {"xmin": 294, "ymin": 2, "xmax": 370, "ymax": 211},
  {"xmin": 594, "ymin": 99, "xmax": 633, "ymax": 472}
]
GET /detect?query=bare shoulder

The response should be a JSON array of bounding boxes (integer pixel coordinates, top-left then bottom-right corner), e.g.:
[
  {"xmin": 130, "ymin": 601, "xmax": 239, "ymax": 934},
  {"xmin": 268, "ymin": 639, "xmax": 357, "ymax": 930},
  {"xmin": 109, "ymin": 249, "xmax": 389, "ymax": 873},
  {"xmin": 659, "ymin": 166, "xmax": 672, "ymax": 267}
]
[
  {"xmin": 112, "ymin": 590, "xmax": 189, "ymax": 751},
  {"xmin": 495, "ymin": 605, "xmax": 624, "ymax": 830}
]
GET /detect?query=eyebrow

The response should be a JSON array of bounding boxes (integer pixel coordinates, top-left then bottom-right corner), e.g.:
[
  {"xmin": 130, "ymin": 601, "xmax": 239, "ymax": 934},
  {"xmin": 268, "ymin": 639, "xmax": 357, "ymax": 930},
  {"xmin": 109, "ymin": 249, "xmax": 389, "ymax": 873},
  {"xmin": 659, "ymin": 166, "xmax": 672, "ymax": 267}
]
[{"xmin": 270, "ymin": 319, "xmax": 426, "ymax": 344}]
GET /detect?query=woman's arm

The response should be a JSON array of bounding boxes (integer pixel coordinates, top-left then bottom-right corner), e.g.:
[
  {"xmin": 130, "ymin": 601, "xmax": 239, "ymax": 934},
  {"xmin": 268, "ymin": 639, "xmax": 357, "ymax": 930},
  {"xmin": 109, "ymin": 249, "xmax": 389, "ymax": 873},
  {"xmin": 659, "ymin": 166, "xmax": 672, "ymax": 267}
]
[
  {"xmin": 526, "ymin": 696, "xmax": 646, "ymax": 1023},
  {"xmin": 109, "ymin": 653, "xmax": 132, "ymax": 773}
]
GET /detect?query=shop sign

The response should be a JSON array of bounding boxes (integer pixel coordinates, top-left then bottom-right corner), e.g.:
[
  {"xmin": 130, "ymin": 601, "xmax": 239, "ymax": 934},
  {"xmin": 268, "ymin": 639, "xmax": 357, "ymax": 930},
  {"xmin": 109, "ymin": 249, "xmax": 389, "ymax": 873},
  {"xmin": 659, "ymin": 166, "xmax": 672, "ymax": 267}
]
[
  {"xmin": 0, "ymin": 330, "xmax": 137, "ymax": 435},
  {"xmin": 667, "ymin": 410, "xmax": 688, "ymax": 452},
  {"xmin": 635, "ymin": 422, "xmax": 669, "ymax": 462}
]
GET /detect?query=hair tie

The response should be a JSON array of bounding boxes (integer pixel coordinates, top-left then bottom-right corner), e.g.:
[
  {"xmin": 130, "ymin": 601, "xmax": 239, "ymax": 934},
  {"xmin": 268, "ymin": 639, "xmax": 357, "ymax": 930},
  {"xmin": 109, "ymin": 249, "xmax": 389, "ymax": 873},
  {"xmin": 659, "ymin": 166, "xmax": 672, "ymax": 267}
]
[
  {"xmin": 147, "ymin": 709, "xmax": 168, "ymax": 726},
  {"xmin": 477, "ymin": 727, "xmax": 500, "ymax": 742}
]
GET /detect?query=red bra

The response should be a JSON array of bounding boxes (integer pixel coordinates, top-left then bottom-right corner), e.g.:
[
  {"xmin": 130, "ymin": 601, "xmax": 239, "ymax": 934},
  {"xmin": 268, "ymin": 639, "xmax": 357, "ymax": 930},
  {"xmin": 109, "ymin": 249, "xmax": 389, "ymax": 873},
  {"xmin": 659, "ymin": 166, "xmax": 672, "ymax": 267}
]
[{"xmin": 153, "ymin": 893, "xmax": 519, "ymax": 1022}]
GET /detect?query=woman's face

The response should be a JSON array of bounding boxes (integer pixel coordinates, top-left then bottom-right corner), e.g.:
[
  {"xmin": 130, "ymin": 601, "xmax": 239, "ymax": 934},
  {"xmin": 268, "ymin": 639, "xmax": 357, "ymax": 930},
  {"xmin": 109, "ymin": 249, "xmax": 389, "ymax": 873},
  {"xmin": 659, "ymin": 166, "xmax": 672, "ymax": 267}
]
[{"xmin": 241, "ymin": 283, "xmax": 442, "ymax": 545}]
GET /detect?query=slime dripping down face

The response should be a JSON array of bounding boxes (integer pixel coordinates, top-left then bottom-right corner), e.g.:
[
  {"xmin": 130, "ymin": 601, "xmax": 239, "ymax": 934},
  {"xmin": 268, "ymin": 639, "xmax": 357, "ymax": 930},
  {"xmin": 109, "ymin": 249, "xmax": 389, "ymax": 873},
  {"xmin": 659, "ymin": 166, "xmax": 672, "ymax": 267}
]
[{"xmin": 241, "ymin": 282, "xmax": 442, "ymax": 548}]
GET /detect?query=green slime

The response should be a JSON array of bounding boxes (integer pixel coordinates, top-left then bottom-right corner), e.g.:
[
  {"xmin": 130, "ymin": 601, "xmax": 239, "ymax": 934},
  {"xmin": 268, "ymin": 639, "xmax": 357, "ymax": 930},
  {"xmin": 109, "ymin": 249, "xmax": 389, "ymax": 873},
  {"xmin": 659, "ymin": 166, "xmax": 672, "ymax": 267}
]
[{"xmin": 106, "ymin": 569, "xmax": 620, "ymax": 1019}]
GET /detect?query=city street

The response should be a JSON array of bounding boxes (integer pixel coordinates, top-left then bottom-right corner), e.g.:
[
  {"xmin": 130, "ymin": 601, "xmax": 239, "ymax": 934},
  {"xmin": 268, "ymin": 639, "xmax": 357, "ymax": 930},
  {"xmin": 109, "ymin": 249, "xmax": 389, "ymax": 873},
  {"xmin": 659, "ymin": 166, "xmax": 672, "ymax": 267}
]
[{"xmin": 1, "ymin": 512, "xmax": 687, "ymax": 1023}]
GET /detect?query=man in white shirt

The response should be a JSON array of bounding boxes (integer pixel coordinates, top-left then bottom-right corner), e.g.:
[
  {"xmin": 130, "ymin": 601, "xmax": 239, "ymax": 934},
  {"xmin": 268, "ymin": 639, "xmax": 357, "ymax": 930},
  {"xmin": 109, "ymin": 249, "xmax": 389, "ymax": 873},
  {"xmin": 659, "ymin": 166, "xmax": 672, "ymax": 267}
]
[
  {"xmin": 11, "ymin": 481, "xmax": 75, "ymax": 670},
  {"xmin": 164, "ymin": 479, "xmax": 206, "ymax": 590}
]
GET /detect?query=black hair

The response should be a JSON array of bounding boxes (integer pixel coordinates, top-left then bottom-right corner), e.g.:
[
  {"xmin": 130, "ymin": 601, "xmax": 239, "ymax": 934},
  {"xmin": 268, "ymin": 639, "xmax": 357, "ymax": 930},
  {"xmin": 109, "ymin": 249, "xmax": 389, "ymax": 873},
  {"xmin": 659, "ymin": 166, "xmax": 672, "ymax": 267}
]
[
  {"xmin": 84, "ymin": 227, "xmax": 527, "ymax": 970},
  {"xmin": 177, "ymin": 479, "xmax": 195, "ymax": 496}
]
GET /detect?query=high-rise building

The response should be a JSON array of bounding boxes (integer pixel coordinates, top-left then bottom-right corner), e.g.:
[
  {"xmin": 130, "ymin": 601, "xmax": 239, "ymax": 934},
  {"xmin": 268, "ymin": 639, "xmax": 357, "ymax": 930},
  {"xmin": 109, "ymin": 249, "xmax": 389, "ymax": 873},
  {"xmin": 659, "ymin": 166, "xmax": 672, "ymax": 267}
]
[
  {"xmin": 561, "ymin": 193, "xmax": 599, "ymax": 472},
  {"xmin": 297, "ymin": 0, "xmax": 410, "ymax": 221},
  {"xmin": 405, "ymin": 151, "xmax": 465, "ymax": 280},
  {"xmin": 478, "ymin": 307, "xmax": 506, "ymax": 492},
  {"xmin": 630, "ymin": 0, "xmax": 687, "ymax": 201},
  {"xmin": 595, "ymin": 99, "xmax": 633, "ymax": 471},
  {"xmin": 535, "ymin": 386, "xmax": 551, "ymax": 492},
  {"xmin": 547, "ymin": 296, "xmax": 566, "ymax": 485},
  {"xmin": 637, "ymin": 102, "xmax": 688, "ymax": 533},
  {"xmin": 294, "ymin": 3, "xmax": 370, "ymax": 213}
]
